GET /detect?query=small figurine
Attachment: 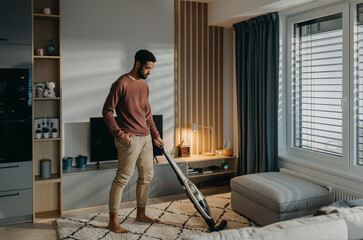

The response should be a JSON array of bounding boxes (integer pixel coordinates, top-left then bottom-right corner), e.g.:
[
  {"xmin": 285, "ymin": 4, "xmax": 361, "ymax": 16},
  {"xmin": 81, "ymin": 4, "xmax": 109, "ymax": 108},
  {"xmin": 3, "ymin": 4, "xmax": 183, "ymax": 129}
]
[
  {"xmin": 36, "ymin": 86, "xmax": 44, "ymax": 98},
  {"xmin": 44, "ymin": 82, "xmax": 56, "ymax": 98}
]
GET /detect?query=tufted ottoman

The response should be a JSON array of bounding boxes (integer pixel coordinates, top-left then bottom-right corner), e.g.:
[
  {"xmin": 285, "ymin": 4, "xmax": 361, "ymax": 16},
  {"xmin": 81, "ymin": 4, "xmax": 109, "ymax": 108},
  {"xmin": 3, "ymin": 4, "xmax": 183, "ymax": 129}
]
[{"xmin": 231, "ymin": 172, "xmax": 334, "ymax": 226}]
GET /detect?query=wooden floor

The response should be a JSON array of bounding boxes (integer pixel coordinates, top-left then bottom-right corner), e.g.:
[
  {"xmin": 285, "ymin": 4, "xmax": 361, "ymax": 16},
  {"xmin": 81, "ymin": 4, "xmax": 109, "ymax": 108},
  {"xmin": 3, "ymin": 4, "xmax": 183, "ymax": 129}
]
[{"xmin": 0, "ymin": 187, "xmax": 229, "ymax": 240}]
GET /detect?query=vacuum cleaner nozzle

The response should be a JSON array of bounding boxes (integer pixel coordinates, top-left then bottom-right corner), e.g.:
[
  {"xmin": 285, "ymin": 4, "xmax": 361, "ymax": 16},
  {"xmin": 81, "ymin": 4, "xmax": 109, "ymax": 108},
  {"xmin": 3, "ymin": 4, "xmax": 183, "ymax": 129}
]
[{"xmin": 210, "ymin": 219, "xmax": 227, "ymax": 232}]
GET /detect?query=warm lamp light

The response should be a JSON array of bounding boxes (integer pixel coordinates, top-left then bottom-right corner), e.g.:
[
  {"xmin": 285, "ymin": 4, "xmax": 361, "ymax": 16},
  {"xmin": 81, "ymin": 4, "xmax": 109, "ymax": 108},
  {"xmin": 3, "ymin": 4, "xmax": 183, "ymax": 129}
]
[{"xmin": 192, "ymin": 123, "xmax": 215, "ymax": 156}]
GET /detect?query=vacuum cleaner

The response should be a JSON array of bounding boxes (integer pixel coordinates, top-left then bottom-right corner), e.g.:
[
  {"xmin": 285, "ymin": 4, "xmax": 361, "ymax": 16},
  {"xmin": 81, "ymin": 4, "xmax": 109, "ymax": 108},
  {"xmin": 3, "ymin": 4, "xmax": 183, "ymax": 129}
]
[{"xmin": 161, "ymin": 145, "xmax": 227, "ymax": 232}]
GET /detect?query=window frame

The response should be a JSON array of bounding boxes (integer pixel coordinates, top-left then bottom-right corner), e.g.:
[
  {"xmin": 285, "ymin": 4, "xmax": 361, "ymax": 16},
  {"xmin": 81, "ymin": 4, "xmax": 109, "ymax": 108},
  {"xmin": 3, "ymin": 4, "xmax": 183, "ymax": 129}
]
[
  {"xmin": 286, "ymin": 3, "xmax": 350, "ymax": 167},
  {"xmin": 350, "ymin": 0, "xmax": 363, "ymax": 168}
]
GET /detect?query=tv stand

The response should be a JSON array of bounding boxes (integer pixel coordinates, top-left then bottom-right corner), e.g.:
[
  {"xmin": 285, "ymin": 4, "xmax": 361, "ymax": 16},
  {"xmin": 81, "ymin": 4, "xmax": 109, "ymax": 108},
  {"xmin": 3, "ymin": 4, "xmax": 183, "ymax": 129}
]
[{"xmin": 62, "ymin": 159, "xmax": 186, "ymax": 211}]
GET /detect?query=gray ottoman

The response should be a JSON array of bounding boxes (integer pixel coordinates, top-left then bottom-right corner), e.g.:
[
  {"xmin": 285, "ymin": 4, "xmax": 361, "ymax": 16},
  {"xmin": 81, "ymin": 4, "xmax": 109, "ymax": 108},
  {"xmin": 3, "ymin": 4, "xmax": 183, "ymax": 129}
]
[{"xmin": 231, "ymin": 172, "xmax": 334, "ymax": 226}]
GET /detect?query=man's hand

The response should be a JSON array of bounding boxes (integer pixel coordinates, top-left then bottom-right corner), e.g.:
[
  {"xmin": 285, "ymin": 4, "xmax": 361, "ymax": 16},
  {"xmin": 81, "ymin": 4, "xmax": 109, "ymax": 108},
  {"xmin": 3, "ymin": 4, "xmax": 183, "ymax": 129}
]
[
  {"xmin": 154, "ymin": 137, "xmax": 164, "ymax": 149},
  {"xmin": 120, "ymin": 133, "xmax": 135, "ymax": 147}
]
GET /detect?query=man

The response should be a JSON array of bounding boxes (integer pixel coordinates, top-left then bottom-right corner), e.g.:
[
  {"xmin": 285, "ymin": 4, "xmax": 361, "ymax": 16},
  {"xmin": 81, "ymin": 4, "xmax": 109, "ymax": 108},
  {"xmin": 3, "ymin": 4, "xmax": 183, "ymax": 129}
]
[{"xmin": 102, "ymin": 49, "xmax": 164, "ymax": 234}]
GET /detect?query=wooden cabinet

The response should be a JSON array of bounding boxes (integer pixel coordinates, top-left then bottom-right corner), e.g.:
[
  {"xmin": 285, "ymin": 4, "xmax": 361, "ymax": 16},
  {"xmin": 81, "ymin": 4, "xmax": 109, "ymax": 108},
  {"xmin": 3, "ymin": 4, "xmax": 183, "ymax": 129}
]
[
  {"xmin": 0, "ymin": 0, "xmax": 31, "ymax": 45},
  {"xmin": 32, "ymin": 0, "xmax": 62, "ymax": 222},
  {"xmin": 0, "ymin": 162, "xmax": 33, "ymax": 226},
  {"xmin": 0, "ymin": 0, "xmax": 32, "ymax": 68}
]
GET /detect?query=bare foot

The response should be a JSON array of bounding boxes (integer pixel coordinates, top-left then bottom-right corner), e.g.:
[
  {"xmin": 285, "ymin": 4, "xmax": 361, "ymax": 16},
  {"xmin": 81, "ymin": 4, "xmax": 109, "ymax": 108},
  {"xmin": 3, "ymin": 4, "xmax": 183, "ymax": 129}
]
[
  {"xmin": 135, "ymin": 215, "xmax": 161, "ymax": 223},
  {"xmin": 108, "ymin": 222, "xmax": 129, "ymax": 234},
  {"xmin": 108, "ymin": 212, "xmax": 128, "ymax": 234}
]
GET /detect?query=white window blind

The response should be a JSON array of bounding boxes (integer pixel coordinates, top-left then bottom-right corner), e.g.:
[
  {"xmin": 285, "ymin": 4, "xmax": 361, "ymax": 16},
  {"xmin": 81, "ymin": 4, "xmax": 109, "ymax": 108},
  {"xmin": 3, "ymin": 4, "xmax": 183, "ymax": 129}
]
[{"xmin": 292, "ymin": 14, "xmax": 343, "ymax": 156}]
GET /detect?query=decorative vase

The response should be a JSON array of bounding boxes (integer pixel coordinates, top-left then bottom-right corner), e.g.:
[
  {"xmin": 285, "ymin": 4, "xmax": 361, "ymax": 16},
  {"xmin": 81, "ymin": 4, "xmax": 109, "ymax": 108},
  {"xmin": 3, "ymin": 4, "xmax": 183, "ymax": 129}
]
[
  {"xmin": 40, "ymin": 159, "xmax": 51, "ymax": 179},
  {"xmin": 43, "ymin": 8, "xmax": 51, "ymax": 15},
  {"xmin": 47, "ymin": 39, "xmax": 55, "ymax": 56}
]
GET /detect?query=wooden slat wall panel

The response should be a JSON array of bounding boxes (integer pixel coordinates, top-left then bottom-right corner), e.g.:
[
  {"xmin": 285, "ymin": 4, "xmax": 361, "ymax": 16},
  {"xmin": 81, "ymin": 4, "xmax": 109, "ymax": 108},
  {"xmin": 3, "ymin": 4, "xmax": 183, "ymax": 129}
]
[
  {"xmin": 186, "ymin": 1, "xmax": 191, "ymax": 147},
  {"xmin": 219, "ymin": 28, "xmax": 223, "ymax": 150},
  {"xmin": 197, "ymin": 2, "xmax": 202, "ymax": 154},
  {"xmin": 203, "ymin": 3, "xmax": 208, "ymax": 153},
  {"xmin": 180, "ymin": 0, "xmax": 185, "ymax": 147},
  {"xmin": 214, "ymin": 27, "xmax": 218, "ymax": 151},
  {"xmin": 175, "ymin": 0, "xmax": 224, "ymax": 154},
  {"xmin": 174, "ymin": 0, "xmax": 180, "ymax": 150},
  {"xmin": 208, "ymin": 26, "xmax": 213, "ymax": 152},
  {"xmin": 192, "ymin": 2, "xmax": 197, "ymax": 154}
]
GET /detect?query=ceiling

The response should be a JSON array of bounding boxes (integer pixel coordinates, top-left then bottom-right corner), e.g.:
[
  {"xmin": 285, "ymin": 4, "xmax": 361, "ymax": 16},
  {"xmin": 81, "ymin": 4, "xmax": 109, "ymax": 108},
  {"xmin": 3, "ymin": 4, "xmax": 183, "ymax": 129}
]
[{"xmin": 187, "ymin": 0, "xmax": 338, "ymax": 28}]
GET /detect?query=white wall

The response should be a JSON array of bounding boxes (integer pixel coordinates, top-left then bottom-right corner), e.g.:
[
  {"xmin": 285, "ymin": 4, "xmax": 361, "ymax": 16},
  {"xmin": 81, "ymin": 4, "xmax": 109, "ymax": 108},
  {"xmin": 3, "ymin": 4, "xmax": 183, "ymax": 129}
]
[{"xmin": 61, "ymin": 0, "xmax": 175, "ymax": 160}]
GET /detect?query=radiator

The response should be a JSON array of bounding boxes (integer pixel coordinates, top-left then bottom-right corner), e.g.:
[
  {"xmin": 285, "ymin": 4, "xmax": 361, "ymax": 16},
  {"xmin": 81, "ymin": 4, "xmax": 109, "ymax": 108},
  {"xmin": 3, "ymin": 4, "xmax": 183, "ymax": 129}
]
[
  {"xmin": 280, "ymin": 168, "xmax": 361, "ymax": 202},
  {"xmin": 332, "ymin": 190, "xmax": 359, "ymax": 202}
]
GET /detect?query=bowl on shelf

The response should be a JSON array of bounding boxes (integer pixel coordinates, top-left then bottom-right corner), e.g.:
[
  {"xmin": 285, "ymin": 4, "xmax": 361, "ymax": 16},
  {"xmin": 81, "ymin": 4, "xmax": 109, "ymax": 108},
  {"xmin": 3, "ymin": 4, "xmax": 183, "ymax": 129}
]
[{"xmin": 222, "ymin": 148, "xmax": 233, "ymax": 156}]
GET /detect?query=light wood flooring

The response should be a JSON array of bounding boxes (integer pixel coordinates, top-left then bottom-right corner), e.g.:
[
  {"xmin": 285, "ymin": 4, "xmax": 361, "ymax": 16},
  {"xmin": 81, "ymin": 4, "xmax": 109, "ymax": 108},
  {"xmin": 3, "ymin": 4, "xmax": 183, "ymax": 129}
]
[{"xmin": 0, "ymin": 187, "xmax": 229, "ymax": 240}]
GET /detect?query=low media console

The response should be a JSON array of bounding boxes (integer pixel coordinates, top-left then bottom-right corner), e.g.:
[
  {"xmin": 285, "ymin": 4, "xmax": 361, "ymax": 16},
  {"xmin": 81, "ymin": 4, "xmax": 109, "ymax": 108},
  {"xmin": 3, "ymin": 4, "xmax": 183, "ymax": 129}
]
[{"xmin": 62, "ymin": 158, "xmax": 186, "ymax": 211}]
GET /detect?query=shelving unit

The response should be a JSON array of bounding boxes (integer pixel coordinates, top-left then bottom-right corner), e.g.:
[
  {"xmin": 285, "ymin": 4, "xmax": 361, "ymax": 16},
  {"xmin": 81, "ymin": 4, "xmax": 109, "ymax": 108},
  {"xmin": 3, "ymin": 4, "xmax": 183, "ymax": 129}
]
[
  {"xmin": 31, "ymin": 0, "xmax": 62, "ymax": 222},
  {"xmin": 177, "ymin": 154, "xmax": 237, "ymax": 188}
]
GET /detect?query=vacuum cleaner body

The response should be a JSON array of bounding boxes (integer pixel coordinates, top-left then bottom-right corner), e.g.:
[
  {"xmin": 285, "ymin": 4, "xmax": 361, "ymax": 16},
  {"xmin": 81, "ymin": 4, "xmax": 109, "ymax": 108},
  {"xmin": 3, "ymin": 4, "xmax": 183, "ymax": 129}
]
[{"xmin": 162, "ymin": 145, "xmax": 227, "ymax": 232}]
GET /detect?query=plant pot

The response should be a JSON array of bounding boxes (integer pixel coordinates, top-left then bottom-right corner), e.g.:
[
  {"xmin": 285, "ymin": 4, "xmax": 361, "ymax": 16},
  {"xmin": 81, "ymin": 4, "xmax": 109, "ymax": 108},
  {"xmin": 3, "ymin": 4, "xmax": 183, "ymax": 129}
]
[
  {"xmin": 63, "ymin": 157, "xmax": 73, "ymax": 170},
  {"xmin": 52, "ymin": 132, "xmax": 59, "ymax": 138},
  {"xmin": 43, "ymin": 132, "xmax": 49, "ymax": 138},
  {"xmin": 76, "ymin": 156, "xmax": 87, "ymax": 168},
  {"xmin": 36, "ymin": 133, "xmax": 41, "ymax": 139}
]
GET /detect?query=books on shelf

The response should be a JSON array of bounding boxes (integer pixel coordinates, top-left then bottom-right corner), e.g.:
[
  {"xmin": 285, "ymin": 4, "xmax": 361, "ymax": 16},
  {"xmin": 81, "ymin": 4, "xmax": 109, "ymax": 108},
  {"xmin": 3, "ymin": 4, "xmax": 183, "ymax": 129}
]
[
  {"xmin": 202, "ymin": 168, "xmax": 212, "ymax": 174},
  {"xmin": 187, "ymin": 167, "xmax": 213, "ymax": 175},
  {"xmin": 188, "ymin": 167, "xmax": 201, "ymax": 175},
  {"xmin": 188, "ymin": 170, "xmax": 201, "ymax": 175}
]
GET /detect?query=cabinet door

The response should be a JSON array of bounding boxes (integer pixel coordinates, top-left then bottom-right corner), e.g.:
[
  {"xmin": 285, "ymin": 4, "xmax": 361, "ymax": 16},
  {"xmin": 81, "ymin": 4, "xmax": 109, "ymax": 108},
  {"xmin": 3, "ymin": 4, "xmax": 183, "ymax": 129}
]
[
  {"xmin": 0, "ymin": 188, "xmax": 32, "ymax": 219},
  {"xmin": 0, "ymin": 161, "xmax": 32, "ymax": 192},
  {"xmin": 62, "ymin": 169, "xmax": 128, "ymax": 211},
  {"xmin": 0, "ymin": 44, "xmax": 31, "ymax": 68},
  {"xmin": 0, "ymin": 0, "xmax": 31, "ymax": 45}
]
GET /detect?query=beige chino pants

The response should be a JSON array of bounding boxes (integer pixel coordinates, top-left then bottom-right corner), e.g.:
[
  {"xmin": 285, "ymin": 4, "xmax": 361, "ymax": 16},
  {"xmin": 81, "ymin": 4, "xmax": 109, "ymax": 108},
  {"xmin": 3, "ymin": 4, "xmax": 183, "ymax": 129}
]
[{"xmin": 109, "ymin": 135, "xmax": 153, "ymax": 213}]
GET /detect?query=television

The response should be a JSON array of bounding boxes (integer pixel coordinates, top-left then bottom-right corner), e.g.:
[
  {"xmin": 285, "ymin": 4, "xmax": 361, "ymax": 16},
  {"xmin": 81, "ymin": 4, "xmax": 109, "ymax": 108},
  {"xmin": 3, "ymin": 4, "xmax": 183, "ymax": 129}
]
[{"xmin": 90, "ymin": 115, "xmax": 163, "ymax": 167}]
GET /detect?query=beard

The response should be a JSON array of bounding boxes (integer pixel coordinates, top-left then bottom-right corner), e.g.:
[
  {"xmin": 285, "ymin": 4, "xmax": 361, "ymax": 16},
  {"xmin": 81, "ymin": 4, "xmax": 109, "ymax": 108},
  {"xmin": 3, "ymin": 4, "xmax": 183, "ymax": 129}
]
[{"xmin": 137, "ymin": 67, "xmax": 148, "ymax": 80}]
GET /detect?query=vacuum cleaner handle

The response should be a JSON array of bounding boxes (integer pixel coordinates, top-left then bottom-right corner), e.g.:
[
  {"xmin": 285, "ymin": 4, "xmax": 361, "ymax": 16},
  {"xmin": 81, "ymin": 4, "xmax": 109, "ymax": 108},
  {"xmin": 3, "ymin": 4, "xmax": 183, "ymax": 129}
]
[{"xmin": 160, "ymin": 144, "xmax": 227, "ymax": 232}]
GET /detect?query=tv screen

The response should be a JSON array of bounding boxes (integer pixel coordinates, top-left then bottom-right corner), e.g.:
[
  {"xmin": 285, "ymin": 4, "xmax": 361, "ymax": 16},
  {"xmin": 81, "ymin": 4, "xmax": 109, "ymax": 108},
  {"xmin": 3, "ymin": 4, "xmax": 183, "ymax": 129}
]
[
  {"xmin": 152, "ymin": 115, "xmax": 163, "ymax": 156},
  {"xmin": 90, "ymin": 115, "xmax": 163, "ymax": 163}
]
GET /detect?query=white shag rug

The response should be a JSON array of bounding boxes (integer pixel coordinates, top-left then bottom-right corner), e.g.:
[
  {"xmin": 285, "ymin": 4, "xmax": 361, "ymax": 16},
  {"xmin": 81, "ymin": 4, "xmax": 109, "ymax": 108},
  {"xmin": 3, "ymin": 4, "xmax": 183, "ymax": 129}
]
[{"xmin": 57, "ymin": 192, "xmax": 255, "ymax": 240}]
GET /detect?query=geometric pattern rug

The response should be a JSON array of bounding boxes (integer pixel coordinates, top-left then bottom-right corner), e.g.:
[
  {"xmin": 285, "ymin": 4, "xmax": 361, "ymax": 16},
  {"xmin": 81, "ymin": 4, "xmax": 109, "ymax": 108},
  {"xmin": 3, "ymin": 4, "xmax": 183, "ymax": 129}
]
[{"xmin": 56, "ymin": 192, "xmax": 256, "ymax": 240}]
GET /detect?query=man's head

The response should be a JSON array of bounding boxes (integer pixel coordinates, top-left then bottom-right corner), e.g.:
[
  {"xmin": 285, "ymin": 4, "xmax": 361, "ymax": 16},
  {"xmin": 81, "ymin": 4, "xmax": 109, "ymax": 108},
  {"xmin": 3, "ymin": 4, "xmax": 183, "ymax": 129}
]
[{"xmin": 134, "ymin": 49, "xmax": 156, "ymax": 79}]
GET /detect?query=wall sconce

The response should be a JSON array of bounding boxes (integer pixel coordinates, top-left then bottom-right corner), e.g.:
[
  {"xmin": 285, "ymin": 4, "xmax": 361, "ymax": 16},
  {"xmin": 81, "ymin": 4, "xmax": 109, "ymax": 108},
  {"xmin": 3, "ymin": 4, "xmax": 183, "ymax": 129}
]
[{"xmin": 192, "ymin": 123, "xmax": 215, "ymax": 156}]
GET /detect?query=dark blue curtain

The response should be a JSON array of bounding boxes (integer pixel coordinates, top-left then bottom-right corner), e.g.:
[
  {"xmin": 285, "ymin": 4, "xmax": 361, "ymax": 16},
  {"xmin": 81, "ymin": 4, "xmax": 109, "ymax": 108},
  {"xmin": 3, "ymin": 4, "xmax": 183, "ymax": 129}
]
[{"xmin": 233, "ymin": 12, "xmax": 279, "ymax": 175}]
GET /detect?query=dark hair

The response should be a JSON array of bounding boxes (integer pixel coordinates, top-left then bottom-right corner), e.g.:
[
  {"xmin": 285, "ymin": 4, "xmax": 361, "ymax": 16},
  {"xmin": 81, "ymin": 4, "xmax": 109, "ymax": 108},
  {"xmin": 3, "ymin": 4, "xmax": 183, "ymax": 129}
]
[{"xmin": 134, "ymin": 49, "xmax": 156, "ymax": 66}]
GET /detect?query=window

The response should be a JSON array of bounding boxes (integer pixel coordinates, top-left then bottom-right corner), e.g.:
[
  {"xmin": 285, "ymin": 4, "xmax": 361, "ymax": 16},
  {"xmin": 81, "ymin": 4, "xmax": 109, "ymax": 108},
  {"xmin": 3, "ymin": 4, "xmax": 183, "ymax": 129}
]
[
  {"xmin": 283, "ymin": 1, "xmax": 363, "ymax": 189},
  {"xmin": 286, "ymin": 4, "xmax": 351, "ymax": 166},
  {"xmin": 286, "ymin": 2, "xmax": 363, "ymax": 168},
  {"xmin": 292, "ymin": 14, "xmax": 343, "ymax": 157}
]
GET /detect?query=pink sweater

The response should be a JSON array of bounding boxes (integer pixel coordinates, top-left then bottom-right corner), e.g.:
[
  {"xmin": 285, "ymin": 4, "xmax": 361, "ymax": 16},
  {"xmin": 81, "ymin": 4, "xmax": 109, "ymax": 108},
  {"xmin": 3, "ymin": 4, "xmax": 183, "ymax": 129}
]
[{"xmin": 102, "ymin": 74, "xmax": 160, "ymax": 141}]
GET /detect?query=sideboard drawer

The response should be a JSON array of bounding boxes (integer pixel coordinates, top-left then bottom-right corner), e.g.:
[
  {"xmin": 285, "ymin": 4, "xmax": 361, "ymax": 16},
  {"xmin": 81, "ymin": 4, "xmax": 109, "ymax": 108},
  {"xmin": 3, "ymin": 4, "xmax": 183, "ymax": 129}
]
[
  {"xmin": 0, "ymin": 188, "xmax": 32, "ymax": 219},
  {"xmin": 0, "ymin": 161, "xmax": 32, "ymax": 191}
]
